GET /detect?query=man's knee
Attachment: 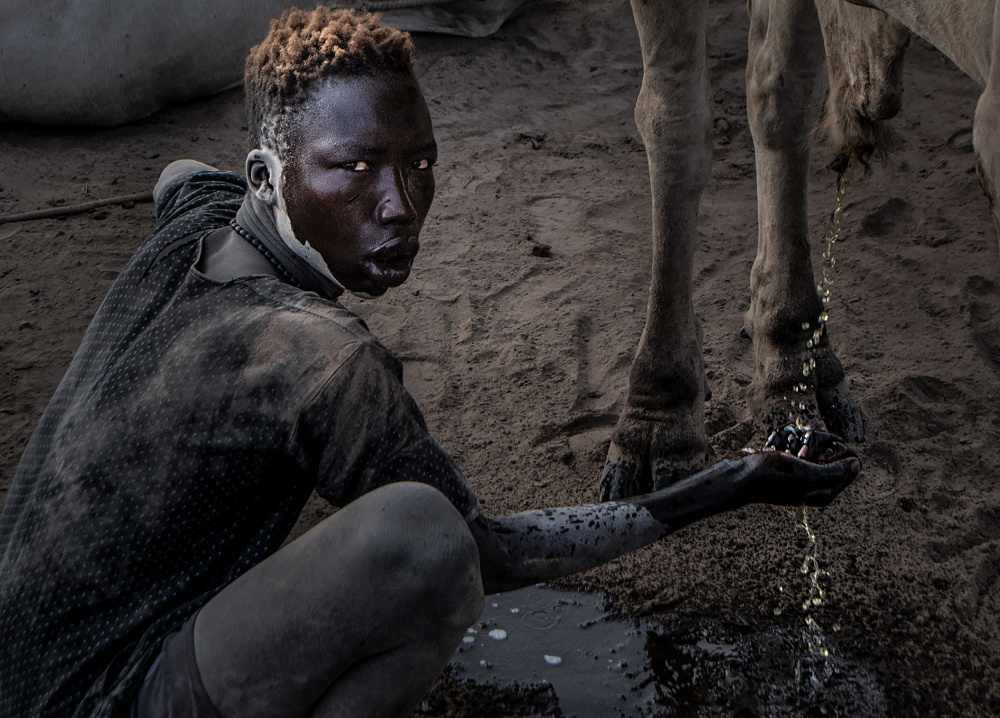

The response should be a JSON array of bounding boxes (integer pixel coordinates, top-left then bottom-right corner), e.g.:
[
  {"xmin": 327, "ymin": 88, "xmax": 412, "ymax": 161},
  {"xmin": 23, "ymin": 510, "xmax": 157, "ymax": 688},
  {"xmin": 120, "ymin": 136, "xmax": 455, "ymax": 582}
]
[{"xmin": 350, "ymin": 483, "xmax": 484, "ymax": 628}]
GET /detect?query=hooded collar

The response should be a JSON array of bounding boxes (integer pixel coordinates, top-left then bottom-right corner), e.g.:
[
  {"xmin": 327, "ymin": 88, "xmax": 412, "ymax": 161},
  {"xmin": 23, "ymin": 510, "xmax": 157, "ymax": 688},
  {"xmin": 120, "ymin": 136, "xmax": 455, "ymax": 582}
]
[{"xmin": 233, "ymin": 195, "xmax": 345, "ymax": 302}]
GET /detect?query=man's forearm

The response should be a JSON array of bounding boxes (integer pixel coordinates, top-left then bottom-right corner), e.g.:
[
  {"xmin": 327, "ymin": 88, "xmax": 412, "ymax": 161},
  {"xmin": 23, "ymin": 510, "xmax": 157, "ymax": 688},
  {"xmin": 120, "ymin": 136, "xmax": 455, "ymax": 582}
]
[
  {"xmin": 471, "ymin": 502, "xmax": 663, "ymax": 594},
  {"xmin": 471, "ymin": 458, "xmax": 751, "ymax": 594}
]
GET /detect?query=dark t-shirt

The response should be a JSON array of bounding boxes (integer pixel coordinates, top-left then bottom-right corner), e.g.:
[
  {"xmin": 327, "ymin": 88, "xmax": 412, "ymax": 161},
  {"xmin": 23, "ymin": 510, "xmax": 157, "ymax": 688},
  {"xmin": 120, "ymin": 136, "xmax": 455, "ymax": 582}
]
[{"xmin": 0, "ymin": 170, "xmax": 478, "ymax": 718}]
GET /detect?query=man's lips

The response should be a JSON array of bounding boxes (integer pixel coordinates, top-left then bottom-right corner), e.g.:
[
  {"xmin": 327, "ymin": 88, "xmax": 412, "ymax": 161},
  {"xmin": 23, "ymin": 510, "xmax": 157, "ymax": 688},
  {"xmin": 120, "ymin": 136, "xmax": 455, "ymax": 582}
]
[
  {"xmin": 368, "ymin": 236, "xmax": 419, "ymax": 264},
  {"xmin": 368, "ymin": 237, "xmax": 420, "ymax": 270}
]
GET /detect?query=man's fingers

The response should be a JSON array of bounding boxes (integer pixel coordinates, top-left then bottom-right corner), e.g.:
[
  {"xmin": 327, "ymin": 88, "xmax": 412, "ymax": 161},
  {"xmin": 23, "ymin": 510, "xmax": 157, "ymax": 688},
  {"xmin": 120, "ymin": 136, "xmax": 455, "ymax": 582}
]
[
  {"xmin": 795, "ymin": 465, "xmax": 859, "ymax": 506},
  {"xmin": 745, "ymin": 450, "xmax": 860, "ymax": 507},
  {"xmin": 829, "ymin": 456, "xmax": 861, "ymax": 481},
  {"xmin": 817, "ymin": 440, "xmax": 858, "ymax": 464},
  {"xmin": 804, "ymin": 456, "xmax": 861, "ymax": 498}
]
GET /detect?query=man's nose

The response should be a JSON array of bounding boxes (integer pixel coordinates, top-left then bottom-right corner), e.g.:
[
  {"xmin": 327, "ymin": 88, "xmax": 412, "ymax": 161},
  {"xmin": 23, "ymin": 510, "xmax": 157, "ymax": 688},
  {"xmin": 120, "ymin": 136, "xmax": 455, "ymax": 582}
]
[{"xmin": 376, "ymin": 167, "xmax": 417, "ymax": 225}]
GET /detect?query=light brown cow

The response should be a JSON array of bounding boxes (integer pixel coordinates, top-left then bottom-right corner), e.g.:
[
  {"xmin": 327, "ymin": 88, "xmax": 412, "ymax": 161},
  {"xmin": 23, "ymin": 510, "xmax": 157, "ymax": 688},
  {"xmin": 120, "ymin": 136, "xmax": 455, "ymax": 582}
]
[{"xmin": 600, "ymin": 0, "xmax": 999, "ymax": 498}]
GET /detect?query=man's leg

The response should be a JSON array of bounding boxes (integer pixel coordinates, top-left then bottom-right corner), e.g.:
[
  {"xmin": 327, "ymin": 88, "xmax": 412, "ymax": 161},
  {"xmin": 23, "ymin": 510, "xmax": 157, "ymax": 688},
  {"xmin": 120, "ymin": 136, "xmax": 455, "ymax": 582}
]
[{"xmin": 192, "ymin": 482, "xmax": 484, "ymax": 718}]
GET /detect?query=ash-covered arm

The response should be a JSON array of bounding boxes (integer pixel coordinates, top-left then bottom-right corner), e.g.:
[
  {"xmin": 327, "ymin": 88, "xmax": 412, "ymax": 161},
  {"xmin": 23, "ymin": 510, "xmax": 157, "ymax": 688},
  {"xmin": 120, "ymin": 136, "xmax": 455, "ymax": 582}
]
[{"xmin": 470, "ymin": 442, "xmax": 859, "ymax": 595}]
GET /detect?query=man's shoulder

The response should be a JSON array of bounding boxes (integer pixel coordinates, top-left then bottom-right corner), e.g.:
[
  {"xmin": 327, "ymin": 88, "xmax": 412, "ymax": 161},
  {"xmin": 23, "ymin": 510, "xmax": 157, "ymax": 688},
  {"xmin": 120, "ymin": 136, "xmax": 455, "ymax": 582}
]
[
  {"xmin": 150, "ymin": 162, "xmax": 245, "ymax": 236},
  {"xmin": 240, "ymin": 281, "xmax": 394, "ymax": 364}
]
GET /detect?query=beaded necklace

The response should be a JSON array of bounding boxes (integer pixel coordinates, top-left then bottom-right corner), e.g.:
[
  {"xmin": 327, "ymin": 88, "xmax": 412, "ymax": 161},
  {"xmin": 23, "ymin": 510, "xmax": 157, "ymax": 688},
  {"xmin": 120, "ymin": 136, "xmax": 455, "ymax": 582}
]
[{"xmin": 229, "ymin": 219, "xmax": 298, "ymax": 286}]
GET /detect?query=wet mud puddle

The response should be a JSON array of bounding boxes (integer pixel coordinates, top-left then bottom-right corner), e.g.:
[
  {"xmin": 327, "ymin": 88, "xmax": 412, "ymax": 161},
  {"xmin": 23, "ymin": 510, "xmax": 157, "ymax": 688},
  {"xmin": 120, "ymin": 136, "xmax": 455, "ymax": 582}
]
[{"xmin": 449, "ymin": 585, "xmax": 887, "ymax": 717}]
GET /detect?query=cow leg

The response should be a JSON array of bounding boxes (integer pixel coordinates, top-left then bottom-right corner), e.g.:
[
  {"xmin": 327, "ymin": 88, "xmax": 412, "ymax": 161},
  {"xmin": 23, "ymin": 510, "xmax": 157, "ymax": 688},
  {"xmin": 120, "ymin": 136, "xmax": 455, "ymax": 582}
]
[
  {"xmin": 601, "ymin": 0, "xmax": 714, "ymax": 500},
  {"xmin": 973, "ymin": 4, "xmax": 1000, "ymax": 243},
  {"xmin": 743, "ymin": 0, "xmax": 864, "ymax": 441}
]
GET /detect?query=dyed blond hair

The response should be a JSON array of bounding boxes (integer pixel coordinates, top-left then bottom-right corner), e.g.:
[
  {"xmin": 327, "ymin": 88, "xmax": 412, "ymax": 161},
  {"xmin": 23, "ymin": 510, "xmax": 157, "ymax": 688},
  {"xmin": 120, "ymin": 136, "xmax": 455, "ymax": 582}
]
[{"xmin": 244, "ymin": 6, "xmax": 415, "ymax": 157}]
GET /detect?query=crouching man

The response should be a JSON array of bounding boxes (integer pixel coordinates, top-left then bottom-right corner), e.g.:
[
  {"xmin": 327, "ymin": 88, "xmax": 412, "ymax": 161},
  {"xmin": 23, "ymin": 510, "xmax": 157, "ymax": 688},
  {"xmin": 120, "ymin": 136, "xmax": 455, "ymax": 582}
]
[{"xmin": 0, "ymin": 7, "xmax": 860, "ymax": 718}]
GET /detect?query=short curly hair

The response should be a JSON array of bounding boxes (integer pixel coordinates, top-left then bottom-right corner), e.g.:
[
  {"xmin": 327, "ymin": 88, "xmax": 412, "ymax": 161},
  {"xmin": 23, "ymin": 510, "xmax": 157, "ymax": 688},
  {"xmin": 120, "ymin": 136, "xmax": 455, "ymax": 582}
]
[{"xmin": 244, "ymin": 6, "xmax": 416, "ymax": 158}]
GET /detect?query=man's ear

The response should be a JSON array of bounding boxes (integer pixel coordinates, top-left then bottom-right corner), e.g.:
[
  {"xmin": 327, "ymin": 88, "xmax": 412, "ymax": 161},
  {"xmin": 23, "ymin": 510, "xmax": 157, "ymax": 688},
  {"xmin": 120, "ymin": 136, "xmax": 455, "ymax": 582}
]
[{"xmin": 245, "ymin": 148, "xmax": 284, "ymax": 207}]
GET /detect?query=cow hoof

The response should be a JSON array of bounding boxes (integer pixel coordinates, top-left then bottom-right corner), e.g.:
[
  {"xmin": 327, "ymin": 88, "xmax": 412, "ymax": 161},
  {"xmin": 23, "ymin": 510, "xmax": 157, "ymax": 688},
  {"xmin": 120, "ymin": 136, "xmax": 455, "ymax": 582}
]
[
  {"xmin": 750, "ymin": 377, "xmax": 864, "ymax": 447},
  {"xmin": 748, "ymin": 331, "xmax": 864, "ymax": 444},
  {"xmin": 599, "ymin": 425, "xmax": 712, "ymax": 501},
  {"xmin": 599, "ymin": 454, "xmax": 648, "ymax": 501},
  {"xmin": 817, "ymin": 378, "xmax": 864, "ymax": 443}
]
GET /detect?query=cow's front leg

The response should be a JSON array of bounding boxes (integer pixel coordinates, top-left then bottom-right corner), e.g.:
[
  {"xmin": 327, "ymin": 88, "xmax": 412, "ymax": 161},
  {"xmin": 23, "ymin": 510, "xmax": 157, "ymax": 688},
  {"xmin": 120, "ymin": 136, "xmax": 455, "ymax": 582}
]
[
  {"xmin": 973, "ymin": 4, "xmax": 1000, "ymax": 245},
  {"xmin": 601, "ymin": 0, "xmax": 714, "ymax": 500},
  {"xmin": 743, "ymin": 0, "xmax": 863, "ymax": 442}
]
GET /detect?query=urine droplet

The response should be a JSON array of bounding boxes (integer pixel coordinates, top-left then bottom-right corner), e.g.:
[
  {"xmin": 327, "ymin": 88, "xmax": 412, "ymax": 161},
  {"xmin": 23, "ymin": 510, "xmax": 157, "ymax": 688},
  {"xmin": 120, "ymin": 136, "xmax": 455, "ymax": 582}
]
[
  {"xmin": 544, "ymin": 655, "xmax": 562, "ymax": 666},
  {"xmin": 819, "ymin": 312, "xmax": 829, "ymax": 323},
  {"xmin": 510, "ymin": 608, "xmax": 520, "ymax": 614},
  {"xmin": 802, "ymin": 364, "xmax": 811, "ymax": 376},
  {"xmin": 773, "ymin": 607, "xmax": 783, "ymax": 615},
  {"xmin": 489, "ymin": 628, "xmax": 507, "ymax": 641},
  {"xmin": 462, "ymin": 636, "xmax": 475, "ymax": 644},
  {"xmin": 801, "ymin": 322, "xmax": 811, "ymax": 330},
  {"xmin": 812, "ymin": 597, "xmax": 823, "ymax": 606}
]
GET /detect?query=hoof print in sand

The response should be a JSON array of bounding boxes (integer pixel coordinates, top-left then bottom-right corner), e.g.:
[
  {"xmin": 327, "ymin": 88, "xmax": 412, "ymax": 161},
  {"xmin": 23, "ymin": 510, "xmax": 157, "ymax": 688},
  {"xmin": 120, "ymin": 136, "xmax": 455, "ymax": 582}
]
[
  {"xmin": 859, "ymin": 197, "xmax": 915, "ymax": 237},
  {"xmin": 883, "ymin": 375, "xmax": 963, "ymax": 440}
]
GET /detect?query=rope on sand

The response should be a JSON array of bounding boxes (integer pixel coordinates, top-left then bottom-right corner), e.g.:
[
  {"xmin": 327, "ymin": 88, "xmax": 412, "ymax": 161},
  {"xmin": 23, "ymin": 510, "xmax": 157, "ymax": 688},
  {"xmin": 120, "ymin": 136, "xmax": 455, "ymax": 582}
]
[{"xmin": 0, "ymin": 192, "xmax": 153, "ymax": 226}]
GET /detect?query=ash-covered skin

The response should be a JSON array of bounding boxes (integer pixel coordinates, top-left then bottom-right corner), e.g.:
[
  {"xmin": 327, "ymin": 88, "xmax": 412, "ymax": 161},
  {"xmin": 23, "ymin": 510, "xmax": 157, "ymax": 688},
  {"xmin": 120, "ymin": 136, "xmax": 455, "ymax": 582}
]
[
  {"xmin": 472, "ymin": 503, "xmax": 664, "ymax": 593},
  {"xmin": 471, "ymin": 433, "xmax": 858, "ymax": 594},
  {"xmin": 265, "ymin": 149, "xmax": 342, "ymax": 285}
]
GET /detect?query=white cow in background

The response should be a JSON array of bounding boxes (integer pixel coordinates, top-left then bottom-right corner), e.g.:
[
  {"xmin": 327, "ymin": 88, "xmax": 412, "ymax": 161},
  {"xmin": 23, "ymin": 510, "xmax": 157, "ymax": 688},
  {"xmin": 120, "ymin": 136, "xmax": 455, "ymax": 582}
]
[{"xmin": 0, "ymin": 0, "xmax": 528, "ymax": 125}]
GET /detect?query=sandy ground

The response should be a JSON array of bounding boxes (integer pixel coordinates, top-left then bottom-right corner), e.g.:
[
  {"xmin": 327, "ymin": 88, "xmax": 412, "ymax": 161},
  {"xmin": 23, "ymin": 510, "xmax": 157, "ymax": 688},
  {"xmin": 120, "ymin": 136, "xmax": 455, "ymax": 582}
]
[{"xmin": 2, "ymin": 0, "xmax": 1000, "ymax": 715}]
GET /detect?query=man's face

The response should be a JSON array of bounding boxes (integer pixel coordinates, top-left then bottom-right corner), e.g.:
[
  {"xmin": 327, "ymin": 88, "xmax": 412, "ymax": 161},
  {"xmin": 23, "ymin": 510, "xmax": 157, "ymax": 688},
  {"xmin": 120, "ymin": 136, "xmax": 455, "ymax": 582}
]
[{"xmin": 281, "ymin": 74, "xmax": 437, "ymax": 296}]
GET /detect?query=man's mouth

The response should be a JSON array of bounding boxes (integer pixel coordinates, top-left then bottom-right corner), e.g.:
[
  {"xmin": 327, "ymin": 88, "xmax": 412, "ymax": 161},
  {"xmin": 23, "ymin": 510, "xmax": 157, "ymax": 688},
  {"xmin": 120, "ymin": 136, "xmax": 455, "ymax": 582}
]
[
  {"xmin": 367, "ymin": 236, "xmax": 419, "ymax": 282},
  {"xmin": 369, "ymin": 237, "xmax": 418, "ymax": 266}
]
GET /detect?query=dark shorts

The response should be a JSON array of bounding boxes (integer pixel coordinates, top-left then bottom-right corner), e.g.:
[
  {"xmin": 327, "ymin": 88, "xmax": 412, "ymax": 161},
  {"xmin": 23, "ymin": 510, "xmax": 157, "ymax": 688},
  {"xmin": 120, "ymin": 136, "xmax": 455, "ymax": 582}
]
[{"xmin": 131, "ymin": 611, "xmax": 225, "ymax": 718}]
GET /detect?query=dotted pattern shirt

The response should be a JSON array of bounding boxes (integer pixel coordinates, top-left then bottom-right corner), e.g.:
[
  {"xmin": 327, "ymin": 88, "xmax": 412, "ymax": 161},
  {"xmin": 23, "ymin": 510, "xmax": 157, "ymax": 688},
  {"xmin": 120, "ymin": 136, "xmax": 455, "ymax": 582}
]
[{"xmin": 0, "ymin": 169, "xmax": 478, "ymax": 718}]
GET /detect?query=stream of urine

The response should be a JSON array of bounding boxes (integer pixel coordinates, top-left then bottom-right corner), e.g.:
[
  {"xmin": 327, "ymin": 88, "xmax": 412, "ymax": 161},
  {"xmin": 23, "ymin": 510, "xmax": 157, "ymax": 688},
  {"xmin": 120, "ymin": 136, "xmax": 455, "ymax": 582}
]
[{"xmin": 778, "ymin": 161, "xmax": 855, "ymax": 696}]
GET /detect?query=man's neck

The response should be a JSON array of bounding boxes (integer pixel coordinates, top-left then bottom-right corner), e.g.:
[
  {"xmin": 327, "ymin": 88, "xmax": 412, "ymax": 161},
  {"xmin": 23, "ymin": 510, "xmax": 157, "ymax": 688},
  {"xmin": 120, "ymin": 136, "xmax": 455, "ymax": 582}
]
[
  {"xmin": 193, "ymin": 194, "xmax": 346, "ymax": 301},
  {"xmin": 239, "ymin": 192, "xmax": 286, "ymax": 250}
]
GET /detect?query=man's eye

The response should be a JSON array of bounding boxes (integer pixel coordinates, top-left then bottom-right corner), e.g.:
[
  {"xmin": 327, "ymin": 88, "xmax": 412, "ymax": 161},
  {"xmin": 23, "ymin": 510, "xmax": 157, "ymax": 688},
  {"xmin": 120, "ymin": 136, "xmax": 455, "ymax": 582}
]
[
  {"xmin": 414, "ymin": 158, "xmax": 432, "ymax": 170},
  {"xmin": 343, "ymin": 161, "xmax": 370, "ymax": 171}
]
